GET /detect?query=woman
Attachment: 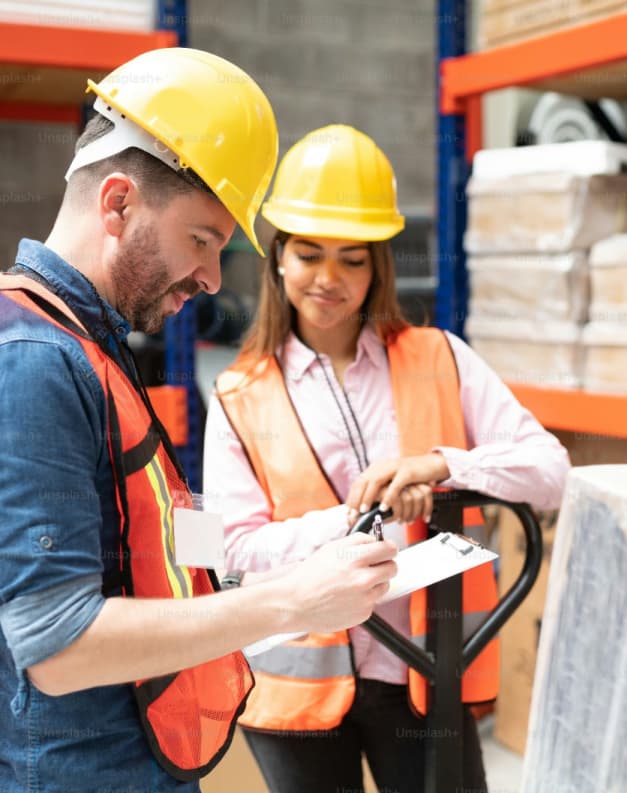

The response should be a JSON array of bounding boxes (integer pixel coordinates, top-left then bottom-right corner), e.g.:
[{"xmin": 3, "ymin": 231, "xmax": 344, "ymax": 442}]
[{"xmin": 203, "ymin": 125, "xmax": 570, "ymax": 793}]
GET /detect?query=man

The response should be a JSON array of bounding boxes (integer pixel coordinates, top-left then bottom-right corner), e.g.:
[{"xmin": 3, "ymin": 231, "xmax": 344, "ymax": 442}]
[{"xmin": 0, "ymin": 48, "xmax": 397, "ymax": 793}]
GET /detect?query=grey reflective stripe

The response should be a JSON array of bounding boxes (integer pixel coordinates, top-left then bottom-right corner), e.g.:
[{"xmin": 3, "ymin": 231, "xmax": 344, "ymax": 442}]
[
  {"xmin": 462, "ymin": 609, "xmax": 490, "ymax": 640},
  {"xmin": 462, "ymin": 523, "xmax": 488, "ymax": 544},
  {"xmin": 146, "ymin": 456, "xmax": 191, "ymax": 598},
  {"xmin": 249, "ymin": 643, "xmax": 353, "ymax": 679},
  {"xmin": 410, "ymin": 610, "xmax": 490, "ymax": 647}
]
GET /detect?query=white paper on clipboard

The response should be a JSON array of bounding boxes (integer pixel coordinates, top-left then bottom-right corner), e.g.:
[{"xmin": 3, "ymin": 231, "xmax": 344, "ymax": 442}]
[
  {"xmin": 377, "ymin": 532, "xmax": 498, "ymax": 604},
  {"xmin": 243, "ymin": 533, "xmax": 496, "ymax": 658}
]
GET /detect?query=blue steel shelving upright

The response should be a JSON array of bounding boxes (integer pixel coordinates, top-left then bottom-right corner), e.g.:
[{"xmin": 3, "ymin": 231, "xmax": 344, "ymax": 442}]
[
  {"xmin": 435, "ymin": 0, "xmax": 469, "ymax": 337},
  {"xmin": 157, "ymin": 1, "xmax": 203, "ymax": 492}
]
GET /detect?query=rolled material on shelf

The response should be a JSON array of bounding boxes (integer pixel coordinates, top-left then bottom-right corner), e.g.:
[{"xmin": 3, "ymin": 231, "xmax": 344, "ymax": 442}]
[{"xmin": 521, "ymin": 465, "xmax": 627, "ymax": 793}]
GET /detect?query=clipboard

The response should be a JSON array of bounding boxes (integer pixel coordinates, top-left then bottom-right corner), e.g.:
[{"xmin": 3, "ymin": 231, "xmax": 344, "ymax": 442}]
[
  {"xmin": 243, "ymin": 532, "xmax": 497, "ymax": 657},
  {"xmin": 377, "ymin": 531, "xmax": 498, "ymax": 604}
]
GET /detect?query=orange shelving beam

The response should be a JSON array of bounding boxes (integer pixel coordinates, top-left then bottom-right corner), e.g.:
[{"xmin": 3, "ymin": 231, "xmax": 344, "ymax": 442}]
[
  {"xmin": 508, "ymin": 384, "xmax": 627, "ymax": 439},
  {"xmin": 0, "ymin": 101, "xmax": 82, "ymax": 123},
  {"xmin": 0, "ymin": 21, "xmax": 177, "ymax": 71},
  {"xmin": 440, "ymin": 12, "xmax": 627, "ymax": 114}
]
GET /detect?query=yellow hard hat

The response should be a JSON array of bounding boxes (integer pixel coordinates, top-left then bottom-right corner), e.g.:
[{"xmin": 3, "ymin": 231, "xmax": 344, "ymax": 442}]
[
  {"xmin": 262, "ymin": 125, "xmax": 405, "ymax": 241},
  {"xmin": 84, "ymin": 48, "xmax": 278, "ymax": 256}
]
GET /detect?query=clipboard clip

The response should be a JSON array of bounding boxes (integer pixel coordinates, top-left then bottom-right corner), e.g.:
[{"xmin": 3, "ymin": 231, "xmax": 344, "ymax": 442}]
[{"xmin": 439, "ymin": 533, "xmax": 477, "ymax": 556}]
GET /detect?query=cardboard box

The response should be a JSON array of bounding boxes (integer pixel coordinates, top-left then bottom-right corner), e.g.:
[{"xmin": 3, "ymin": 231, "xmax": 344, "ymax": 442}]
[
  {"xmin": 478, "ymin": 0, "xmax": 627, "ymax": 50},
  {"xmin": 466, "ymin": 315, "xmax": 583, "ymax": 388},
  {"xmin": 465, "ymin": 171, "xmax": 627, "ymax": 254},
  {"xmin": 588, "ymin": 234, "xmax": 627, "ymax": 323},
  {"xmin": 582, "ymin": 321, "xmax": 627, "ymax": 392},
  {"xmin": 468, "ymin": 251, "xmax": 589, "ymax": 322},
  {"xmin": 494, "ymin": 508, "xmax": 556, "ymax": 755}
]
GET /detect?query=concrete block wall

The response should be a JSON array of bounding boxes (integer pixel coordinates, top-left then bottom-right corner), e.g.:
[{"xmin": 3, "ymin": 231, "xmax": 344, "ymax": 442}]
[
  {"xmin": 188, "ymin": 0, "xmax": 435, "ymax": 207},
  {"xmin": 187, "ymin": 0, "xmax": 437, "ymax": 299},
  {"xmin": 0, "ymin": 0, "xmax": 436, "ymax": 293},
  {"xmin": 0, "ymin": 122, "xmax": 76, "ymax": 269}
]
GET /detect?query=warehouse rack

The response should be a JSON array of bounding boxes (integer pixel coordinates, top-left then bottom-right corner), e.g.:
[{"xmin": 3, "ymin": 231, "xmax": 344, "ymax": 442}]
[
  {"xmin": 0, "ymin": 2, "xmax": 203, "ymax": 484},
  {"xmin": 437, "ymin": 2, "xmax": 627, "ymax": 440}
]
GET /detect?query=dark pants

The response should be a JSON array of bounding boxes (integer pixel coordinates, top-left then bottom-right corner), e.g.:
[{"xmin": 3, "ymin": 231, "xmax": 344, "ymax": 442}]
[{"xmin": 243, "ymin": 679, "xmax": 487, "ymax": 793}]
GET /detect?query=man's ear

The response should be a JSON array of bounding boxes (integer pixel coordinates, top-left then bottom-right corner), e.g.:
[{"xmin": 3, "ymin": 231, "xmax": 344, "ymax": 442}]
[{"xmin": 98, "ymin": 173, "xmax": 138, "ymax": 238}]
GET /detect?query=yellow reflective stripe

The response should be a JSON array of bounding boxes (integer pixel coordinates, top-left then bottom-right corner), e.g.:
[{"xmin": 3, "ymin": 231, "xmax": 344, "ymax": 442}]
[{"xmin": 145, "ymin": 456, "xmax": 193, "ymax": 598}]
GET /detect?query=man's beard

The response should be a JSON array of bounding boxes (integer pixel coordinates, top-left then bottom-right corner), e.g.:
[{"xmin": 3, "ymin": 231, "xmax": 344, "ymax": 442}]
[{"xmin": 110, "ymin": 223, "xmax": 198, "ymax": 334}]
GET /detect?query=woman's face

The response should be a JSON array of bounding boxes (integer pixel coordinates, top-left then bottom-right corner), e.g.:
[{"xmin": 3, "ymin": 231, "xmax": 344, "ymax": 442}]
[{"xmin": 279, "ymin": 235, "xmax": 373, "ymax": 340}]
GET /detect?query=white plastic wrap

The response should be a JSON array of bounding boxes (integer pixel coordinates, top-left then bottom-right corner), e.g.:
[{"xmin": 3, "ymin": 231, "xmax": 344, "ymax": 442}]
[
  {"xmin": 468, "ymin": 252, "xmax": 589, "ymax": 322},
  {"xmin": 472, "ymin": 141, "xmax": 627, "ymax": 179},
  {"xmin": 521, "ymin": 465, "xmax": 627, "ymax": 793},
  {"xmin": 0, "ymin": 1, "xmax": 156, "ymax": 31},
  {"xmin": 465, "ymin": 315, "xmax": 583, "ymax": 388},
  {"xmin": 465, "ymin": 172, "xmax": 627, "ymax": 254},
  {"xmin": 582, "ymin": 321, "xmax": 627, "ymax": 393},
  {"xmin": 589, "ymin": 234, "xmax": 627, "ymax": 323}
]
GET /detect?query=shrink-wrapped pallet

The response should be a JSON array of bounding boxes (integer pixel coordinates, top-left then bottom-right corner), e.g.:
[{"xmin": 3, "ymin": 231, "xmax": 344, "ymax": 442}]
[
  {"xmin": 468, "ymin": 252, "xmax": 589, "ymax": 321},
  {"xmin": 465, "ymin": 316, "xmax": 582, "ymax": 388},
  {"xmin": 521, "ymin": 465, "xmax": 627, "ymax": 793},
  {"xmin": 589, "ymin": 233, "xmax": 627, "ymax": 322},
  {"xmin": 465, "ymin": 171, "xmax": 627, "ymax": 254}
]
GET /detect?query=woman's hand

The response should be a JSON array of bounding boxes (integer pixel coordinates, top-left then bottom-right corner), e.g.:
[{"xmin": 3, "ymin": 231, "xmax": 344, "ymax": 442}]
[{"xmin": 346, "ymin": 453, "xmax": 450, "ymax": 524}]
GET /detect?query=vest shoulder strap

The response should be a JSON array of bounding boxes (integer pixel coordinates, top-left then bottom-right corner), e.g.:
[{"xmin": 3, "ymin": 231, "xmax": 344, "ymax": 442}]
[
  {"xmin": 0, "ymin": 272, "xmax": 89, "ymax": 335},
  {"xmin": 216, "ymin": 355, "xmax": 340, "ymax": 516}
]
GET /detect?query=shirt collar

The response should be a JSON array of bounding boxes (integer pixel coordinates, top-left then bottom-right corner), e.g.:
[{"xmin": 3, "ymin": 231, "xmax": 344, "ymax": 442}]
[
  {"xmin": 280, "ymin": 324, "xmax": 387, "ymax": 382},
  {"xmin": 14, "ymin": 239, "xmax": 131, "ymax": 347}
]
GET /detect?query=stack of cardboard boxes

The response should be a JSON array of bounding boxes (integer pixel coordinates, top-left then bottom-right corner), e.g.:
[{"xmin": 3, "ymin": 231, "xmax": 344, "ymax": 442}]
[
  {"xmin": 465, "ymin": 140, "xmax": 627, "ymax": 391},
  {"xmin": 583, "ymin": 234, "xmax": 627, "ymax": 392}
]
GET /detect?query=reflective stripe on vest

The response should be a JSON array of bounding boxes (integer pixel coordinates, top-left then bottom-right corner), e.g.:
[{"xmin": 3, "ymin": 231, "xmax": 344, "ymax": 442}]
[
  {"xmin": 144, "ymin": 454, "xmax": 193, "ymax": 599},
  {"xmin": 248, "ymin": 643, "xmax": 353, "ymax": 679},
  {"xmin": 0, "ymin": 274, "xmax": 254, "ymax": 781},
  {"xmin": 217, "ymin": 327, "xmax": 499, "ymax": 728}
]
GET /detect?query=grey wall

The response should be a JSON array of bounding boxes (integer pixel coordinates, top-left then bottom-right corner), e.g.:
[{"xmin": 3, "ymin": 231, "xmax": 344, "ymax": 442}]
[
  {"xmin": 189, "ymin": 0, "xmax": 435, "ymax": 210},
  {"xmin": 187, "ymin": 0, "xmax": 437, "ymax": 298},
  {"xmin": 0, "ymin": 1, "xmax": 436, "ymax": 285},
  {"xmin": 0, "ymin": 122, "xmax": 76, "ymax": 269}
]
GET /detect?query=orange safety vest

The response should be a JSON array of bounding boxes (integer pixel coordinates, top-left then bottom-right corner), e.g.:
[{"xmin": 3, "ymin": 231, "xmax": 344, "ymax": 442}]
[
  {"xmin": 0, "ymin": 274, "xmax": 254, "ymax": 781},
  {"xmin": 217, "ymin": 327, "xmax": 499, "ymax": 730}
]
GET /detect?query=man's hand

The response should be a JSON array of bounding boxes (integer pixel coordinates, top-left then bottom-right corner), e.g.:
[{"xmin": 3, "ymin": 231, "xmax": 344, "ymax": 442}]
[
  {"xmin": 346, "ymin": 453, "xmax": 450, "ymax": 524},
  {"xmin": 281, "ymin": 533, "xmax": 397, "ymax": 634}
]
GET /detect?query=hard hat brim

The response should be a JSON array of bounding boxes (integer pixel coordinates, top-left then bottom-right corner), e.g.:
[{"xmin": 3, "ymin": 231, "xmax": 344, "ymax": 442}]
[{"xmin": 261, "ymin": 205, "xmax": 405, "ymax": 242}]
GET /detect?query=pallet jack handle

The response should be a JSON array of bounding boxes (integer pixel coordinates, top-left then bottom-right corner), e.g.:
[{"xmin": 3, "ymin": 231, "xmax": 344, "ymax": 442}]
[{"xmin": 351, "ymin": 490, "xmax": 543, "ymax": 792}]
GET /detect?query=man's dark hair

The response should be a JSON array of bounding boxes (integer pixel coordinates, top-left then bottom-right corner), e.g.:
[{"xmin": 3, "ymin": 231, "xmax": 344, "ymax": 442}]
[{"xmin": 66, "ymin": 112, "xmax": 211, "ymax": 207}]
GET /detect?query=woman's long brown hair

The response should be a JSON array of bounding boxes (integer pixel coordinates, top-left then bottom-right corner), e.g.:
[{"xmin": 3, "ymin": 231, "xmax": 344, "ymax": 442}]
[{"xmin": 237, "ymin": 230, "xmax": 410, "ymax": 368}]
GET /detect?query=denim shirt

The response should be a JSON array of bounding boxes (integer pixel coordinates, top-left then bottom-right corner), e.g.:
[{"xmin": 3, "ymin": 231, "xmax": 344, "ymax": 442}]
[{"xmin": 0, "ymin": 240, "xmax": 199, "ymax": 792}]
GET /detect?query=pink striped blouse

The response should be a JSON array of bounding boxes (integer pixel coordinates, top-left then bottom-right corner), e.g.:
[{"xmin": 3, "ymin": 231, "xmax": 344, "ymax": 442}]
[{"xmin": 203, "ymin": 327, "xmax": 570, "ymax": 683}]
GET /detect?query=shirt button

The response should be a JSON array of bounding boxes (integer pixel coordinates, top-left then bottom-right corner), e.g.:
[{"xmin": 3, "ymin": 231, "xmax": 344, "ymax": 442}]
[
  {"xmin": 39, "ymin": 535, "xmax": 53, "ymax": 550},
  {"xmin": 115, "ymin": 327, "xmax": 125, "ymax": 336}
]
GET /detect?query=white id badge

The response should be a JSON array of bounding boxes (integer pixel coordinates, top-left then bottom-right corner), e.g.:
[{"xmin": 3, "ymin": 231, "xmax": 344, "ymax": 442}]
[{"xmin": 173, "ymin": 493, "xmax": 225, "ymax": 568}]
